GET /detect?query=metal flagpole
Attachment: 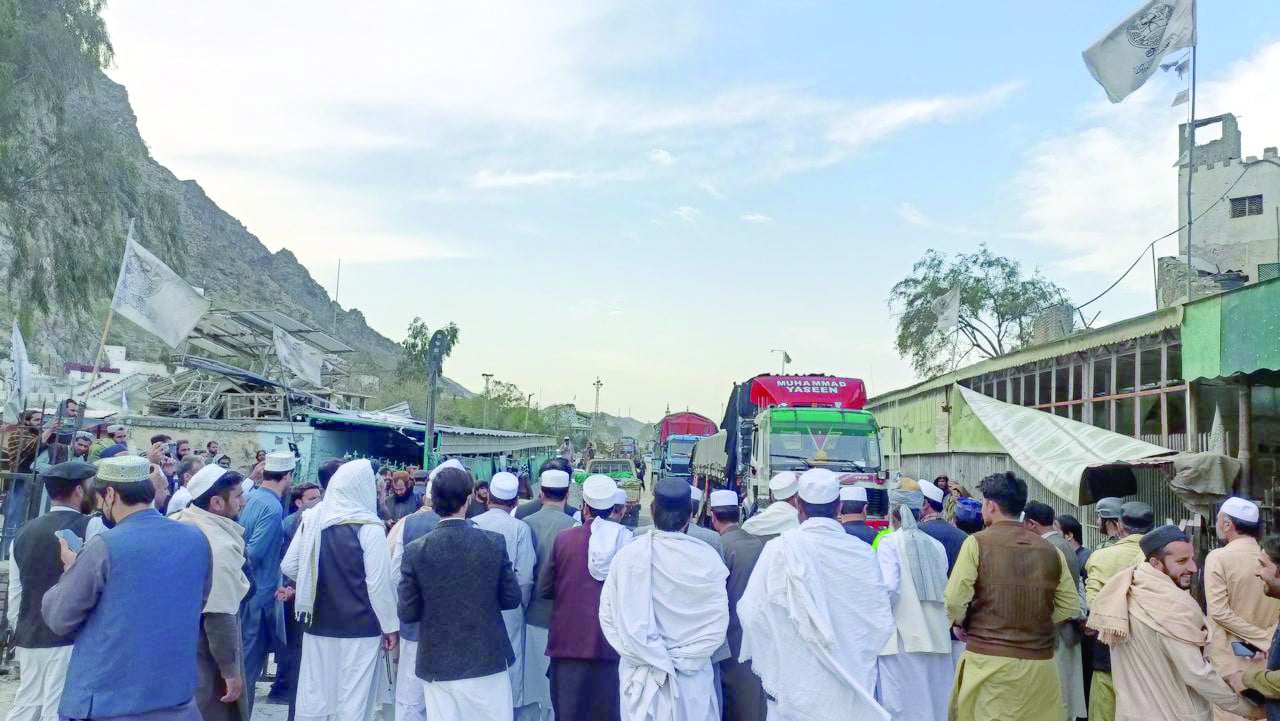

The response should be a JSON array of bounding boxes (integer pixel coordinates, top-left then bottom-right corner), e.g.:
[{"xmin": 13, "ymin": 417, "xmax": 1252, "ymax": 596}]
[
  {"xmin": 1184, "ymin": 23, "xmax": 1198, "ymax": 303},
  {"xmin": 83, "ymin": 218, "xmax": 135, "ymax": 408}
]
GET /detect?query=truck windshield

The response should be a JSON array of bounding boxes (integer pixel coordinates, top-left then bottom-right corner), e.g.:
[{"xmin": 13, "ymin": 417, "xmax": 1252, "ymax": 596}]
[
  {"xmin": 769, "ymin": 425, "xmax": 879, "ymax": 472},
  {"xmin": 669, "ymin": 439, "xmax": 696, "ymax": 456},
  {"xmin": 590, "ymin": 461, "xmax": 634, "ymax": 475}
]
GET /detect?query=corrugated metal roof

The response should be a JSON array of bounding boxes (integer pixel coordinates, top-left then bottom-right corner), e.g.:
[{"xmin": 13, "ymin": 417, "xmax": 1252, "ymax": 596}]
[
  {"xmin": 306, "ymin": 409, "xmax": 554, "ymax": 441},
  {"xmin": 869, "ymin": 305, "xmax": 1183, "ymax": 407}
]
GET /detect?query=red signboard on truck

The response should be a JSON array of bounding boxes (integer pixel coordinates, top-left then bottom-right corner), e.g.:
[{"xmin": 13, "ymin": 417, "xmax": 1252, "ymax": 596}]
[
  {"xmin": 656, "ymin": 412, "xmax": 718, "ymax": 443},
  {"xmin": 746, "ymin": 375, "xmax": 867, "ymax": 410}
]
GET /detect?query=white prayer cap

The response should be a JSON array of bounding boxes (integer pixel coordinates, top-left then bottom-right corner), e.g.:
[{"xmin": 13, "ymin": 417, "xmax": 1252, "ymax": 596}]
[
  {"xmin": 918, "ymin": 479, "xmax": 944, "ymax": 504},
  {"xmin": 96, "ymin": 455, "xmax": 150, "ymax": 484},
  {"xmin": 241, "ymin": 479, "xmax": 256, "ymax": 496},
  {"xmin": 709, "ymin": 490, "xmax": 738, "ymax": 508},
  {"xmin": 613, "ymin": 489, "xmax": 627, "ymax": 506},
  {"xmin": 265, "ymin": 451, "xmax": 296, "ymax": 473},
  {"xmin": 540, "ymin": 469, "xmax": 570, "ymax": 489},
  {"xmin": 105, "ymin": 424, "xmax": 125, "ymax": 434},
  {"xmin": 490, "ymin": 472, "xmax": 519, "ymax": 501},
  {"xmin": 797, "ymin": 468, "xmax": 839, "ymax": 504},
  {"xmin": 839, "ymin": 485, "xmax": 867, "ymax": 503},
  {"xmin": 690, "ymin": 486, "xmax": 704, "ymax": 503},
  {"xmin": 186, "ymin": 464, "xmax": 228, "ymax": 501},
  {"xmin": 429, "ymin": 458, "xmax": 465, "ymax": 482},
  {"xmin": 1221, "ymin": 497, "xmax": 1260, "ymax": 524},
  {"xmin": 768, "ymin": 472, "xmax": 799, "ymax": 500},
  {"xmin": 583, "ymin": 475, "xmax": 618, "ymax": 511}
]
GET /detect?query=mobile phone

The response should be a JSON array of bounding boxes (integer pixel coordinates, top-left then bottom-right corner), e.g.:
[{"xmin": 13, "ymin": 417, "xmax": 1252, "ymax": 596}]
[
  {"xmin": 54, "ymin": 528, "xmax": 84, "ymax": 553},
  {"xmin": 1232, "ymin": 640, "xmax": 1262, "ymax": 657}
]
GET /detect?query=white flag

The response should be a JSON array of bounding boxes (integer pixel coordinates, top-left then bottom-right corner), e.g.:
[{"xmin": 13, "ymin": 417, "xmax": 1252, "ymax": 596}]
[
  {"xmin": 6, "ymin": 319, "xmax": 31, "ymax": 421},
  {"xmin": 273, "ymin": 327, "xmax": 324, "ymax": 387},
  {"xmin": 111, "ymin": 231, "xmax": 210, "ymax": 348},
  {"xmin": 1082, "ymin": 0, "xmax": 1195, "ymax": 103},
  {"xmin": 1171, "ymin": 89, "xmax": 1189, "ymax": 106},
  {"xmin": 931, "ymin": 287, "xmax": 961, "ymax": 334}
]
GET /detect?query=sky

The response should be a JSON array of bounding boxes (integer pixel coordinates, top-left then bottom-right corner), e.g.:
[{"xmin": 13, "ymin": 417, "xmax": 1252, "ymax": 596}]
[{"xmin": 101, "ymin": 1, "xmax": 1280, "ymax": 423}]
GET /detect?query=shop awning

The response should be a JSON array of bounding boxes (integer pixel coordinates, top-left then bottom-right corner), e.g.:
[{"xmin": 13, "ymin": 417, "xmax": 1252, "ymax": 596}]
[
  {"xmin": 1183, "ymin": 277, "xmax": 1280, "ymax": 382},
  {"xmin": 957, "ymin": 385, "xmax": 1174, "ymax": 505}
]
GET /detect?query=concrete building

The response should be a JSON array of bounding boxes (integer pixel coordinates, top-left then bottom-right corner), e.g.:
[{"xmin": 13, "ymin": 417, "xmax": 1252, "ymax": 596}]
[{"xmin": 1162, "ymin": 113, "xmax": 1280, "ymax": 304}]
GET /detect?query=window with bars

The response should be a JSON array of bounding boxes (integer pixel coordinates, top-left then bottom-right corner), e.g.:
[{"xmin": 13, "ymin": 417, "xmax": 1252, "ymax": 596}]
[{"xmin": 1229, "ymin": 194, "xmax": 1263, "ymax": 218}]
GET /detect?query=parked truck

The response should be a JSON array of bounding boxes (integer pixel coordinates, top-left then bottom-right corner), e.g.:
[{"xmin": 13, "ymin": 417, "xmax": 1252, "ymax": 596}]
[
  {"xmin": 655, "ymin": 412, "xmax": 718, "ymax": 480},
  {"xmin": 695, "ymin": 373, "xmax": 889, "ymax": 516}
]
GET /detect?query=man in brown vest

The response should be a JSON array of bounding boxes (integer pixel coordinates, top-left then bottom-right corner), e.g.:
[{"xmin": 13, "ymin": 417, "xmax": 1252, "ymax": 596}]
[{"xmin": 943, "ymin": 471, "xmax": 1080, "ymax": 721}]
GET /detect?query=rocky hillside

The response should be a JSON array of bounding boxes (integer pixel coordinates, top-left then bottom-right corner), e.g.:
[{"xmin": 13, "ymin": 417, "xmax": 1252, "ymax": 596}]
[{"xmin": 0, "ymin": 71, "xmax": 471, "ymax": 397}]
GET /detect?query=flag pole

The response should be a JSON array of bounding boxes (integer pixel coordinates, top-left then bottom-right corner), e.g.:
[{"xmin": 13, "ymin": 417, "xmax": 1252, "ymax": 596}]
[
  {"xmin": 82, "ymin": 219, "xmax": 134, "ymax": 408},
  {"xmin": 1184, "ymin": 9, "xmax": 1197, "ymax": 304}
]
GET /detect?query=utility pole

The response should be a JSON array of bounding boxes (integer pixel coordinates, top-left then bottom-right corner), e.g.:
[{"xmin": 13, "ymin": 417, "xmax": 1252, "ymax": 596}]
[
  {"xmin": 523, "ymin": 392, "xmax": 535, "ymax": 431},
  {"xmin": 591, "ymin": 377, "xmax": 603, "ymax": 441},
  {"xmin": 482, "ymin": 373, "xmax": 494, "ymax": 427},
  {"xmin": 332, "ymin": 259, "xmax": 341, "ymax": 334}
]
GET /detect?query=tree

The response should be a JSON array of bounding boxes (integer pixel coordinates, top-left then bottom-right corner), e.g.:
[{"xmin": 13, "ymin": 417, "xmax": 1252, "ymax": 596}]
[
  {"xmin": 0, "ymin": 0, "xmax": 181, "ymax": 318},
  {"xmin": 395, "ymin": 317, "xmax": 459, "ymax": 382},
  {"xmin": 889, "ymin": 244, "xmax": 1069, "ymax": 378}
]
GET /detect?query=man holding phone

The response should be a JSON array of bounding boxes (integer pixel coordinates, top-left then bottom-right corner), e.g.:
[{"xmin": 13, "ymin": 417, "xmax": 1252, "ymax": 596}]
[{"xmin": 5, "ymin": 461, "xmax": 95, "ymax": 721}]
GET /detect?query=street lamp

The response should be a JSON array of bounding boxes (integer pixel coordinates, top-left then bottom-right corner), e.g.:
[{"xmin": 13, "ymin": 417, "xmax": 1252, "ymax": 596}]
[
  {"xmin": 591, "ymin": 377, "xmax": 603, "ymax": 441},
  {"xmin": 524, "ymin": 392, "xmax": 536, "ymax": 431},
  {"xmin": 482, "ymin": 373, "xmax": 494, "ymax": 427}
]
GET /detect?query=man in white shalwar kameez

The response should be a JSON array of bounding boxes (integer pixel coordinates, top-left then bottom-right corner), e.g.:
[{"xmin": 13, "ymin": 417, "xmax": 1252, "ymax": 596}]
[
  {"xmin": 281, "ymin": 459, "xmax": 399, "ymax": 721},
  {"xmin": 741, "ymin": 472, "xmax": 800, "ymax": 542},
  {"xmin": 600, "ymin": 477, "xmax": 729, "ymax": 721},
  {"xmin": 875, "ymin": 493, "xmax": 954, "ymax": 721},
  {"xmin": 473, "ymin": 472, "xmax": 538, "ymax": 713},
  {"xmin": 738, "ymin": 469, "xmax": 894, "ymax": 721}
]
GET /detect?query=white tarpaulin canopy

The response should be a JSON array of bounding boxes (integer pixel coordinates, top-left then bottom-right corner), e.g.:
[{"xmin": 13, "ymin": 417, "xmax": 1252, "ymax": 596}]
[{"xmin": 957, "ymin": 385, "xmax": 1174, "ymax": 506}]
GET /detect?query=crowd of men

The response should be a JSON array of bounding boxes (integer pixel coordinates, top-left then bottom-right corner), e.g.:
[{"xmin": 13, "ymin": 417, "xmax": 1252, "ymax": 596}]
[{"xmin": 8, "ymin": 442, "xmax": 1280, "ymax": 721}]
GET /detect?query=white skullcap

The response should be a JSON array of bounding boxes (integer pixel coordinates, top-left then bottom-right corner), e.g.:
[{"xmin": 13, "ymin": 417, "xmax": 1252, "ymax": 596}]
[
  {"xmin": 540, "ymin": 469, "xmax": 570, "ymax": 489},
  {"xmin": 95, "ymin": 455, "xmax": 149, "ymax": 484},
  {"xmin": 709, "ymin": 489, "xmax": 738, "ymax": 508},
  {"xmin": 768, "ymin": 472, "xmax": 799, "ymax": 500},
  {"xmin": 839, "ymin": 485, "xmax": 868, "ymax": 503},
  {"xmin": 690, "ymin": 486, "xmax": 704, "ymax": 503},
  {"xmin": 1221, "ymin": 497, "xmax": 1260, "ymax": 524},
  {"xmin": 490, "ymin": 472, "xmax": 518, "ymax": 501},
  {"xmin": 918, "ymin": 479, "xmax": 944, "ymax": 504},
  {"xmin": 583, "ymin": 475, "xmax": 618, "ymax": 511},
  {"xmin": 429, "ymin": 458, "xmax": 465, "ymax": 482},
  {"xmin": 613, "ymin": 489, "xmax": 627, "ymax": 506},
  {"xmin": 241, "ymin": 478, "xmax": 256, "ymax": 496},
  {"xmin": 105, "ymin": 424, "xmax": 125, "ymax": 434},
  {"xmin": 186, "ymin": 464, "xmax": 228, "ymax": 501},
  {"xmin": 797, "ymin": 468, "xmax": 839, "ymax": 504},
  {"xmin": 265, "ymin": 451, "xmax": 296, "ymax": 473}
]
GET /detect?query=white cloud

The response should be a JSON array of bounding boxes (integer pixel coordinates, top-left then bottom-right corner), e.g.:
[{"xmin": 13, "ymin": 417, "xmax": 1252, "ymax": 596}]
[
  {"xmin": 674, "ymin": 206, "xmax": 701, "ymax": 223},
  {"xmin": 1011, "ymin": 41, "xmax": 1280, "ymax": 287},
  {"xmin": 647, "ymin": 148, "xmax": 675, "ymax": 166},
  {"xmin": 894, "ymin": 202, "xmax": 996, "ymax": 237},
  {"xmin": 469, "ymin": 169, "xmax": 587, "ymax": 189},
  {"xmin": 896, "ymin": 202, "xmax": 928, "ymax": 227},
  {"xmin": 696, "ymin": 181, "xmax": 724, "ymax": 198},
  {"xmin": 740, "ymin": 213, "xmax": 772, "ymax": 224}
]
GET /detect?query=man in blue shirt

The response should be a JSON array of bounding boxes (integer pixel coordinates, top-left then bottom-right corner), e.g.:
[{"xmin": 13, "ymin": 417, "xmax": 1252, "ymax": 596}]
[{"xmin": 238, "ymin": 451, "xmax": 294, "ymax": 716}]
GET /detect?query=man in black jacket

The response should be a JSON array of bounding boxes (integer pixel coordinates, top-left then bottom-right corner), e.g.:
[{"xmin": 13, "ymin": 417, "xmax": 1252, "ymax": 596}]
[
  {"xmin": 398, "ymin": 465, "xmax": 522, "ymax": 721},
  {"xmin": 7, "ymin": 461, "xmax": 94, "ymax": 721}
]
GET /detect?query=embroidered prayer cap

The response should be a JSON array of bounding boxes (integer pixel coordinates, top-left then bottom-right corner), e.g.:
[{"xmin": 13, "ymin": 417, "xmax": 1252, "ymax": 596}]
[
  {"xmin": 1139, "ymin": 524, "xmax": 1189, "ymax": 558},
  {"xmin": 1120, "ymin": 501, "xmax": 1154, "ymax": 532},
  {"xmin": 839, "ymin": 485, "xmax": 867, "ymax": 503},
  {"xmin": 105, "ymin": 424, "xmax": 125, "ymax": 434},
  {"xmin": 186, "ymin": 464, "xmax": 230, "ymax": 501},
  {"xmin": 709, "ymin": 489, "xmax": 738, "ymax": 508},
  {"xmin": 491, "ymin": 472, "xmax": 519, "ymax": 501},
  {"xmin": 583, "ymin": 474, "xmax": 618, "ymax": 511},
  {"xmin": 1095, "ymin": 497, "xmax": 1124, "ymax": 519},
  {"xmin": 654, "ymin": 476, "xmax": 692, "ymax": 511},
  {"xmin": 540, "ymin": 469, "xmax": 570, "ymax": 489},
  {"xmin": 73, "ymin": 430, "xmax": 93, "ymax": 442},
  {"xmin": 797, "ymin": 468, "xmax": 839, "ymax": 504},
  {"xmin": 96, "ymin": 455, "xmax": 151, "ymax": 484},
  {"xmin": 265, "ymin": 451, "xmax": 296, "ymax": 473},
  {"xmin": 768, "ymin": 472, "xmax": 799, "ymax": 500},
  {"xmin": 1221, "ymin": 497, "xmax": 1260, "ymax": 524},
  {"xmin": 429, "ymin": 458, "xmax": 465, "ymax": 482},
  {"xmin": 918, "ymin": 479, "xmax": 944, "ymax": 504},
  {"xmin": 44, "ymin": 460, "xmax": 97, "ymax": 482}
]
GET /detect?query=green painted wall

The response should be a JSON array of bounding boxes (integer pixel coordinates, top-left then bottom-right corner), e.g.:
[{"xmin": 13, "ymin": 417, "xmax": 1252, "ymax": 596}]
[
  {"xmin": 870, "ymin": 385, "xmax": 1002, "ymax": 456},
  {"xmin": 1184, "ymin": 278, "xmax": 1280, "ymax": 381}
]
